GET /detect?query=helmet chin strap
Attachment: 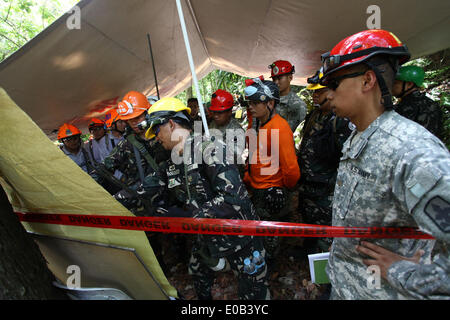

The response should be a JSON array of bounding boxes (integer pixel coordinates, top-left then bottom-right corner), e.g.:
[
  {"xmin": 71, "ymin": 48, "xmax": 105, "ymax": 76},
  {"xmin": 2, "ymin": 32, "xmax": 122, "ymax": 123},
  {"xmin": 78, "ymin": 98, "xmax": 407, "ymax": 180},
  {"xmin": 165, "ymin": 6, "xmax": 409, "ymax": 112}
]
[
  {"xmin": 112, "ymin": 122, "xmax": 125, "ymax": 134},
  {"xmin": 364, "ymin": 61, "xmax": 395, "ymax": 109},
  {"xmin": 256, "ymin": 102, "xmax": 275, "ymax": 131}
]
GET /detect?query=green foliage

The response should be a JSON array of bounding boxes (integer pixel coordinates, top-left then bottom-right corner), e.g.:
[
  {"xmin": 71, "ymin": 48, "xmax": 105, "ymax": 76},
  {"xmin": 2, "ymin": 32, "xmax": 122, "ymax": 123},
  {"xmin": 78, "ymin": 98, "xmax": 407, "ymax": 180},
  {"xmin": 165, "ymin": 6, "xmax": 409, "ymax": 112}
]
[
  {"xmin": 175, "ymin": 69, "xmax": 250, "ymax": 105},
  {"xmin": 177, "ymin": 49, "xmax": 449, "ymax": 149},
  {"xmin": 411, "ymin": 49, "xmax": 450, "ymax": 149},
  {"xmin": 0, "ymin": 0, "xmax": 77, "ymax": 62}
]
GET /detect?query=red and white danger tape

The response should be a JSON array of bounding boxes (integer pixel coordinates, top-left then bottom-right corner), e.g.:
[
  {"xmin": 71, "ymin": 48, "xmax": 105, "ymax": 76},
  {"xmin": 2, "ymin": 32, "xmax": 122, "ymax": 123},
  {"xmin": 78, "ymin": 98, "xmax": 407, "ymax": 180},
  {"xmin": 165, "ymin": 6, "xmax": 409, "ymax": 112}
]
[{"xmin": 15, "ymin": 212, "xmax": 434, "ymax": 239}]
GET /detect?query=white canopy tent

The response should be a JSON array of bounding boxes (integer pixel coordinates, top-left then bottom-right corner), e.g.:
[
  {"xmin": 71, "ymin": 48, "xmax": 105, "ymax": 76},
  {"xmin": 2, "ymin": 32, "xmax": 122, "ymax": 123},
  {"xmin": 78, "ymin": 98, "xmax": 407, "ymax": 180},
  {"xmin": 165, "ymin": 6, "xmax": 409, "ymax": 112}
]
[{"xmin": 0, "ymin": 0, "xmax": 449, "ymax": 137}]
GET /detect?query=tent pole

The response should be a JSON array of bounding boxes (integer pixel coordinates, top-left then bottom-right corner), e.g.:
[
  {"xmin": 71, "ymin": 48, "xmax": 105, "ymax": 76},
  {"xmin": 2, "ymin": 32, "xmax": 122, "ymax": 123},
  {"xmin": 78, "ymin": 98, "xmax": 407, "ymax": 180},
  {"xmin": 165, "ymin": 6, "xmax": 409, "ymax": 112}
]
[
  {"xmin": 175, "ymin": 0, "xmax": 210, "ymax": 137},
  {"xmin": 147, "ymin": 34, "xmax": 160, "ymax": 100}
]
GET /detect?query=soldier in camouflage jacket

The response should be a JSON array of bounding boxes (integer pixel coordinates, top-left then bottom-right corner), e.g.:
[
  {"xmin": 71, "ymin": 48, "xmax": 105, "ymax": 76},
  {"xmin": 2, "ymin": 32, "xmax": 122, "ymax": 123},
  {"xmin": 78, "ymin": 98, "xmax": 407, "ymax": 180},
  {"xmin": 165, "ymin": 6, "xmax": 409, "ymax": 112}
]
[
  {"xmin": 393, "ymin": 65, "xmax": 443, "ymax": 139},
  {"xmin": 298, "ymin": 75, "xmax": 353, "ymax": 251},
  {"xmin": 269, "ymin": 60, "xmax": 307, "ymax": 132},
  {"xmin": 321, "ymin": 30, "xmax": 449, "ymax": 299},
  {"xmin": 141, "ymin": 97, "xmax": 270, "ymax": 300}
]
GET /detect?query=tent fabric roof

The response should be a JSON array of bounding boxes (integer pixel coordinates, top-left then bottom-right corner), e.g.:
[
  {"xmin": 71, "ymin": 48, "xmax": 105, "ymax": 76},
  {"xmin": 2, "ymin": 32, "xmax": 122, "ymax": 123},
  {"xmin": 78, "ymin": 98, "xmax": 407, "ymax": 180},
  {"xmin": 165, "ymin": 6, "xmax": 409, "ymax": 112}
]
[{"xmin": 0, "ymin": 0, "xmax": 449, "ymax": 137}]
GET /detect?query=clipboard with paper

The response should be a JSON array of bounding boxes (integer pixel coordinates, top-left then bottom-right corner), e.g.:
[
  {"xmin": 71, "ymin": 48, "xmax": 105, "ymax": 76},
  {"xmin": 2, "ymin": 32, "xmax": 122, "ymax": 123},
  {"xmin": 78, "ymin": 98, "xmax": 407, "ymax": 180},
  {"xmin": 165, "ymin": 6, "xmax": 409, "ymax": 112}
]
[{"xmin": 308, "ymin": 252, "xmax": 331, "ymax": 284}]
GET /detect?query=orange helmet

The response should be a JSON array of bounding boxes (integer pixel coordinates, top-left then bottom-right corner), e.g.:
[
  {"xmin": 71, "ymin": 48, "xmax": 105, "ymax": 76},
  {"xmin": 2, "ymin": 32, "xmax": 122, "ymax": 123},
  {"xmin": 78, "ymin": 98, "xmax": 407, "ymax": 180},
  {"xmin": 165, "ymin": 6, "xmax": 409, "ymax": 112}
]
[
  {"xmin": 57, "ymin": 123, "xmax": 82, "ymax": 140},
  {"xmin": 104, "ymin": 108, "xmax": 121, "ymax": 128},
  {"xmin": 117, "ymin": 91, "xmax": 151, "ymax": 120},
  {"xmin": 88, "ymin": 118, "xmax": 106, "ymax": 130}
]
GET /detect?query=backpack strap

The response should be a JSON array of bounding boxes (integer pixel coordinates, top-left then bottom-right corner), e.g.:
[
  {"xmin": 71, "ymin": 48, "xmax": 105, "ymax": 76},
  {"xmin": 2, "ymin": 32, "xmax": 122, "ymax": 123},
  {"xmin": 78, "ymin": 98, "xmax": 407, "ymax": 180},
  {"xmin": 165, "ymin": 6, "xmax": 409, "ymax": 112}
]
[
  {"xmin": 132, "ymin": 144, "xmax": 146, "ymax": 184},
  {"xmin": 81, "ymin": 146, "xmax": 96, "ymax": 173},
  {"xmin": 126, "ymin": 134, "xmax": 159, "ymax": 173},
  {"xmin": 88, "ymin": 139, "xmax": 98, "ymax": 165}
]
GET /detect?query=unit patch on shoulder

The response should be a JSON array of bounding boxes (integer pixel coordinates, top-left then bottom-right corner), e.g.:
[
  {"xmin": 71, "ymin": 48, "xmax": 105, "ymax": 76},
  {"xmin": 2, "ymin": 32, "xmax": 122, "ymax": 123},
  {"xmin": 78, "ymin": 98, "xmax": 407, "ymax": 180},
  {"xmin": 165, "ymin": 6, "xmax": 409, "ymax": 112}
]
[{"xmin": 424, "ymin": 196, "xmax": 450, "ymax": 233}]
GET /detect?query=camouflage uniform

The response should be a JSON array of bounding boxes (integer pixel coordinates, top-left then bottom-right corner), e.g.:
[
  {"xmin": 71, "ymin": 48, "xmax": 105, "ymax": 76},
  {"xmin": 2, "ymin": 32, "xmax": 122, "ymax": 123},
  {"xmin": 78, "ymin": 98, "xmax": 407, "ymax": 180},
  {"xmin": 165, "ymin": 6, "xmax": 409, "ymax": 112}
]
[
  {"xmin": 142, "ymin": 133, "xmax": 270, "ymax": 300},
  {"xmin": 100, "ymin": 132, "xmax": 169, "ymax": 215},
  {"xmin": 209, "ymin": 117, "xmax": 245, "ymax": 174},
  {"xmin": 278, "ymin": 90, "xmax": 307, "ymax": 132},
  {"xmin": 97, "ymin": 132, "xmax": 173, "ymax": 273},
  {"xmin": 395, "ymin": 90, "xmax": 443, "ymax": 139},
  {"xmin": 249, "ymin": 187, "xmax": 293, "ymax": 260},
  {"xmin": 209, "ymin": 117, "xmax": 244, "ymax": 135},
  {"xmin": 298, "ymin": 110, "xmax": 353, "ymax": 249},
  {"xmin": 327, "ymin": 110, "xmax": 450, "ymax": 299}
]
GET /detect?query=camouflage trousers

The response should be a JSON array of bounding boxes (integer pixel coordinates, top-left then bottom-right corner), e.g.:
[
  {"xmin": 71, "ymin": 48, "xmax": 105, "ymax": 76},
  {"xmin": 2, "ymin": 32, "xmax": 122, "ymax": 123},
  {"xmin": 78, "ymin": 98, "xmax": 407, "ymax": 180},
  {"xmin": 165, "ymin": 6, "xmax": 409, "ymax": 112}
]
[
  {"xmin": 250, "ymin": 188, "xmax": 296, "ymax": 260},
  {"xmin": 297, "ymin": 182, "xmax": 334, "ymax": 250},
  {"xmin": 188, "ymin": 237, "xmax": 270, "ymax": 300}
]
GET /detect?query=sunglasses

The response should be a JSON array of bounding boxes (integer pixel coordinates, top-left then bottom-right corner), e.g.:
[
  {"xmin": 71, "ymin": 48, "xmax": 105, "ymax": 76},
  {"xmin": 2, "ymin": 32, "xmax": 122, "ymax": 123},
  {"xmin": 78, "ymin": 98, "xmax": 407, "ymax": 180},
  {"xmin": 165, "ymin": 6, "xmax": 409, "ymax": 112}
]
[
  {"xmin": 152, "ymin": 120, "xmax": 169, "ymax": 137},
  {"xmin": 325, "ymin": 71, "xmax": 366, "ymax": 91}
]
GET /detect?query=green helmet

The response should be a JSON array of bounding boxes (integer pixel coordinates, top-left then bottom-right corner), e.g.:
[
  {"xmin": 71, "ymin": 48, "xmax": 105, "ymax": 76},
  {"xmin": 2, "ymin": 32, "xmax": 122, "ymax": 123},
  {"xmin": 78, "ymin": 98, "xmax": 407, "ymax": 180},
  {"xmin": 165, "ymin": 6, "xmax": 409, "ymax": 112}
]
[{"xmin": 396, "ymin": 65, "xmax": 425, "ymax": 87}]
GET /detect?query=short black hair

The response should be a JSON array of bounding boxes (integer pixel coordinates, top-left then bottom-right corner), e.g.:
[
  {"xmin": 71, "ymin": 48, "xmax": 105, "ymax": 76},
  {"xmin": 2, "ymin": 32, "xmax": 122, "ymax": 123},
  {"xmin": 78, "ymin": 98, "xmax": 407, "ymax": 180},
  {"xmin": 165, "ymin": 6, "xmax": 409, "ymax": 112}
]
[{"xmin": 187, "ymin": 98, "xmax": 198, "ymax": 104}]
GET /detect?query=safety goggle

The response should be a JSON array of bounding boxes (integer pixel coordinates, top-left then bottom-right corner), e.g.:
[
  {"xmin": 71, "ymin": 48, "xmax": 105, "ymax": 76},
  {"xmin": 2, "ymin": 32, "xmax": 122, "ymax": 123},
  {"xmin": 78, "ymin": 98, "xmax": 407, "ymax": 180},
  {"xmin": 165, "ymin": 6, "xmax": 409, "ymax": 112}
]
[
  {"xmin": 321, "ymin": 51, "xmax": 342, "ymax": 75},
  {"xmin": 244, "ymin": 85, "xmax": 258, "ymax": 98},
  {"xmin": 321, "ymin": 46, "xmax": 410, "ymax": 75},
  {"xmin": 244, "ymin": 78, "xmax": 276, "ymax": 101},
  {"xmin": 148, "ymin": 119, "xmax": 169, "ymax": 138}
]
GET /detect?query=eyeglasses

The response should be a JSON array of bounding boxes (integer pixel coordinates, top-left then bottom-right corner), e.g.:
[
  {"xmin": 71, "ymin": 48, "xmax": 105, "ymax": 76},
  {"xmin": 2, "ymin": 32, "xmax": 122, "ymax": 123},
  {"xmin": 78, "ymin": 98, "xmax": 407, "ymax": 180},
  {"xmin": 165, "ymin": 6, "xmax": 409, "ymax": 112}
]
[
  {"xmin": 89, "ymin": 127, "xmax": 104, "ymax": 132},
  {"xmin": 62, "ymin": 135, "xmax": 80, "ymax": 143},
  {"xmin": 325, "ymin": 71, "xmax": 366, "ymax": 91}
]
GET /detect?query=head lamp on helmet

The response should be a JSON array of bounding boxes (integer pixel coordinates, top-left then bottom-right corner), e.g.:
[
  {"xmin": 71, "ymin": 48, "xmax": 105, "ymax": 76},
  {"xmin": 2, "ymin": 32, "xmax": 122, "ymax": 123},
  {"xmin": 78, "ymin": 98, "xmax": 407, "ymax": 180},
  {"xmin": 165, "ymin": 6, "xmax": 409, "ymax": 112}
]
[
  {"xmin": 244, "ymin": 77, "xmax": 280, "ymax": 103},
  {"xmin": 306, "ymin": 67, "xmax": 326, "ymax": 91},
  {"xmin": 117, "ymin": 91, "xmax": 151, "ymax": 120},
  {"xmin": 320, "ymin": 29, "xmax": 410, "ymax": 108},
  {"xmin": 269, "ymin": 60, "xmax": 295, "ymax": 78},
  {"xmin": 320, "ymin": 29, "xmax": 410, "ymax": 86}
]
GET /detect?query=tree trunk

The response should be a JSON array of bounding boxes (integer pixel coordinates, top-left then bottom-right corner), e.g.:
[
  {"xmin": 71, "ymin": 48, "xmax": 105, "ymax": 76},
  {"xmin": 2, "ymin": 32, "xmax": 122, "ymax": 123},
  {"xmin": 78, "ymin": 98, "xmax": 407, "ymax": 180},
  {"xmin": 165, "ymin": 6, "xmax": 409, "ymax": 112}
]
[
  {"xmin": 0, "ymin": 187, "xmax": 67, "ymax": 299},
  {"xmin": 186, "ymin": 86, "xmax": 193, "ymax": 100}
]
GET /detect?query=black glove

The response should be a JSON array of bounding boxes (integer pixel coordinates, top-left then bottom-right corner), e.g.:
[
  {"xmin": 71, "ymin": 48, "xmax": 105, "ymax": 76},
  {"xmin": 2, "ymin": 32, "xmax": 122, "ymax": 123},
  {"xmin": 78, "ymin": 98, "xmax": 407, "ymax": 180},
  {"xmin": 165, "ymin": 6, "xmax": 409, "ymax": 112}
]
[{"xmin": 265, "ymin": 187, "xmax": 286, "ymax": 214}]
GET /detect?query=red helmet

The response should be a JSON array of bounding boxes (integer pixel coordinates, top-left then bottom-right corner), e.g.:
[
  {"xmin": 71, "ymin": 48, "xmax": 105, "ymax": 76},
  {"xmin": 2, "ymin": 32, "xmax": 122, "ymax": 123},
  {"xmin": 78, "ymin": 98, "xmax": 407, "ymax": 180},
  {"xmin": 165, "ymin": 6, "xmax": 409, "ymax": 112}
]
[
  {"xmin": 320, "ymin": 29, "xmax": 410, "ymax": 108},
  {"xmin": 320, "ymin": 29, "xmax": 410, "ymax": 83},
  {"xmin": 57, "ymin": 123, "xmax": 82, "ymax": 140},
  {"xmin": 210, "ymin": 89, "xmax": 234, "ymax": 112},
  {"xmin": 117, "ymin": 91, "xmax": 151, "ymax": 120},
  {"xmin": 269, "ymin": 60, "xmax": 295, "ymax": 78},
  {"xmin": 88, "ymin": 118, "xmax": 106, "ymax": 130}
]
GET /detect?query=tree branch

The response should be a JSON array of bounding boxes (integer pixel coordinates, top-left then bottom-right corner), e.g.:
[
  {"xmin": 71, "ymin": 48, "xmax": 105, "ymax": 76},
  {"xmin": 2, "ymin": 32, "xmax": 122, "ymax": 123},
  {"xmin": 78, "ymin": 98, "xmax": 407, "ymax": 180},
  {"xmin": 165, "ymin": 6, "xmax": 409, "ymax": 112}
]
[{"xmin": 0, "ymin": 32, "xmax": 21, "ymax": 48}]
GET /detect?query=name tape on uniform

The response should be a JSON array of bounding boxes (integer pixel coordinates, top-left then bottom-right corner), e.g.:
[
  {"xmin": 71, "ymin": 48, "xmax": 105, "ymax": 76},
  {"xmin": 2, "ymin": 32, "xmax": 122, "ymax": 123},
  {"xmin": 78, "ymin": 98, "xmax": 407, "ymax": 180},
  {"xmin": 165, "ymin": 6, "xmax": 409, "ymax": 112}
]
[{"xmin": 15, "ymin": 212, "xmax": 434, "ymax": 239}]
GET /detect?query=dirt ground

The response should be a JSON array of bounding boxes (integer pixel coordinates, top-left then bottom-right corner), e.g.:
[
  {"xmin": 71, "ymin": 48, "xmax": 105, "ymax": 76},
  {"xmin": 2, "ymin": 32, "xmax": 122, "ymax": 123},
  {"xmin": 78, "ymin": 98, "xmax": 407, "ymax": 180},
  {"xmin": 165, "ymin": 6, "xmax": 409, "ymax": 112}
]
[
  {"xmin": 160, "ymin": 235, "xmax": 330, "ymax": 300},
  {"xmin": 157, "ymin": 191, "xmax": 330, "ymax": 300}
]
